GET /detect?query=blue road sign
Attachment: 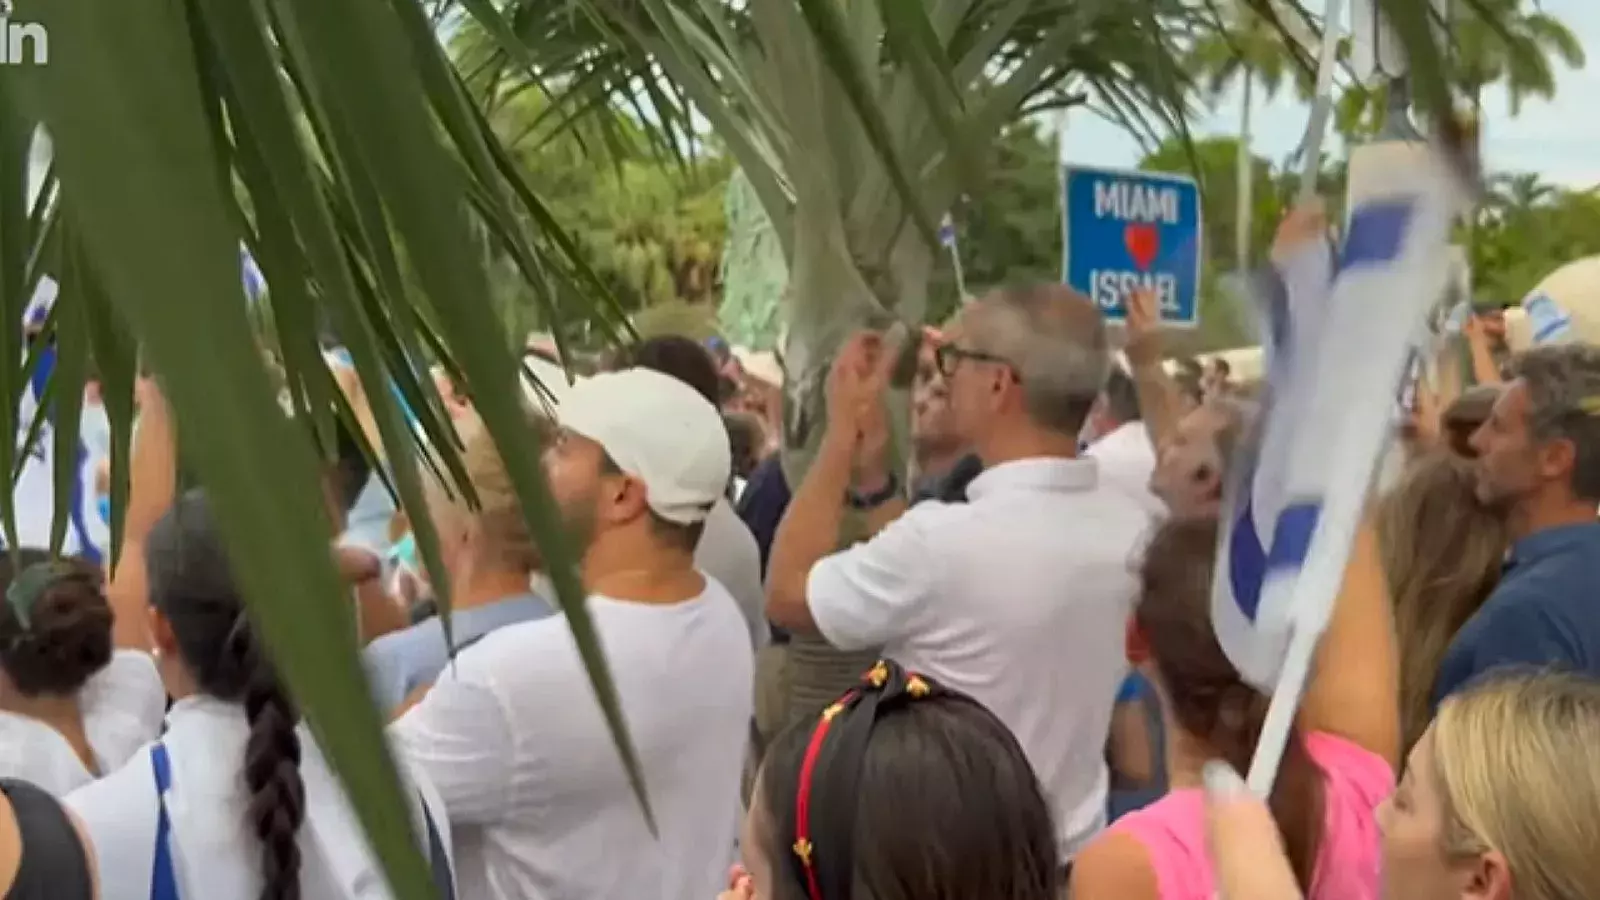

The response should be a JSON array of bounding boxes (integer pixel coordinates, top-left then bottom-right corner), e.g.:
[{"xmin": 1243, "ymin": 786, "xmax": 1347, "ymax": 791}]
[{"xmin": 1062, "ymin": 164, "xmax": 1202, "ymax": 326}]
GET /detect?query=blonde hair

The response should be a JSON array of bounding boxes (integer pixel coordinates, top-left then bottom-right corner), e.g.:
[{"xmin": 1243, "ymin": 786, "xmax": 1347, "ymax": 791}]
[
  {"xmin": 1377, "ymin": 452, "xmax": 1508, "ymax": 753},
  {"xmin": 424, "ymin": 410, "xmax": 545, "ymax": 573},
  {"xmin": 1432, "ymin": 673, "xmax": 1600, "ymax": 899}
]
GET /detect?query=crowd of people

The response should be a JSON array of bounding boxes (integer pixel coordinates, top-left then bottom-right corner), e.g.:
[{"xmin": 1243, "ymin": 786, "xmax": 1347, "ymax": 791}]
[{"xmin": 0, "ymin": 199, "xmax": 1598, "ymax": 900}]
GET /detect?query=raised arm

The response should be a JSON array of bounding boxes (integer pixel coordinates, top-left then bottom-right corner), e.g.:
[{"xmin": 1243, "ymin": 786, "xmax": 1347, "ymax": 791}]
[
  {"xmin": 1122, "ymin": 288, "xmax": 1185, "ymax": 451},
  {"xmin": 105, "ymin": 378, "xmax": 177, "ymax": 651},
  {"xmin": 1294, "ymin": 518, "xmax": 1401, "ymax": 770}
]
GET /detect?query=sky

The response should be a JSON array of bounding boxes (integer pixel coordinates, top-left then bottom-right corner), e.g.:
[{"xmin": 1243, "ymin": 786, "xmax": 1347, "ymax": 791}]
[{"xmin": 1064, "ymin": 0, "xmax": 1599, "ymax": 189}]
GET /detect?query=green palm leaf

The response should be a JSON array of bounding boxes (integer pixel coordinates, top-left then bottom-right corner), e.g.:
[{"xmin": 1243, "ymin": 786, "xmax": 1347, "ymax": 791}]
[{"xmin": 3, "ymin": 0, "xmax": 651, "ymax": 895}]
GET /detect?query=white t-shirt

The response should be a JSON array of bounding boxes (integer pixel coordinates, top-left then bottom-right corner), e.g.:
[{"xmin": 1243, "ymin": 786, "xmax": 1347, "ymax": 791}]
[
  {"xmin": 391, "ymin": 583, "xmax": 754, "ymax": 900},
  {"xmin": 0, "ymin": 650, "xmax": 166, "ymax": 796},
  {"xmin": 806, "ymin": 457, "xmax": 1146, "ymax": 861},
  {"xmin": 1085, "ymin": 420, "xmax": 1164, "ymax": 519},
  {"xmin": 695, "ymin": 499, "xmax": 768, "ymax": 652},
  {"xmin": 67, "ymin": 695, "xmax": 452, "ymax": 900}
]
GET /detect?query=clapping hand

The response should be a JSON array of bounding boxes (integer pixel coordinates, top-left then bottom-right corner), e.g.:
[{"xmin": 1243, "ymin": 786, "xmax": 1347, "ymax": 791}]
[{"xmin": 825, "ymin": 329, "xmax": 898, "ymax": 484}]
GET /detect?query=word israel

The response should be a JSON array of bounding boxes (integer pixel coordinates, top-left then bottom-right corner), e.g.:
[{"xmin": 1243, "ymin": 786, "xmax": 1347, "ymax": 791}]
[
  {"xmin": 1088, "ymin": 179, "xmax": 1183, "ymax": 314},
  {"xmin": 0, "ymin": 1, "xmax": 47, "ymax": 66}
]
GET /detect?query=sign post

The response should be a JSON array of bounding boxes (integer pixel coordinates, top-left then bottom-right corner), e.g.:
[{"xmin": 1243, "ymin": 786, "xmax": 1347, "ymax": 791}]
[{"xmin": 1061, "ymin": 164, "xmax": 1202, "ymax": 327}]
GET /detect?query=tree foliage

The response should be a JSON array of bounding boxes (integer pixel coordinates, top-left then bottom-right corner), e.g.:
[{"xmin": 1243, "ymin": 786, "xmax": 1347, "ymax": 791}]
[
  {"xmin": 477, "ymin": 84, "xmax": 732, "ymax": 341},
  {"xmin": 1471, "ymin": 176, "xmax": 1600, "ymax": 304}
]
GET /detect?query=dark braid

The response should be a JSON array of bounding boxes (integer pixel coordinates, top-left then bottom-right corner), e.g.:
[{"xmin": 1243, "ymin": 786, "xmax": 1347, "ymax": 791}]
[
  {"xmin": 146, "ymin": 491, "xmax": 308, "ymax": 900},
  {"xmin": 230, "ymin": 620, "xmax": 305, "ymax": 900}
]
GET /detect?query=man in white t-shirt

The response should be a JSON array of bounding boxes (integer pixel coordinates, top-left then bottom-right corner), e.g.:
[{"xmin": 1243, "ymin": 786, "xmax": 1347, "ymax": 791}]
[
  {"xmin": 610, "ymin": 335, "xmax": 768, "ymax": 651},
  {"xmin": 766, "ymin": 284, "xmax": 1147, "ymax": 865},
  {"xmin": 1084, "ymin": 366, "xmax": 1165, "ymax": 519},
  {"xmin": 391, "ymin": 368, "xmax": 754, "ymax": 900}
]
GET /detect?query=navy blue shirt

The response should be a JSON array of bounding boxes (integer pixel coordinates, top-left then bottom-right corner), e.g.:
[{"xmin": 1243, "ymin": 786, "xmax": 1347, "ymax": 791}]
[{"xmin": 1431, "ymin": 521, "xmax": 1600, "ymax": 710}]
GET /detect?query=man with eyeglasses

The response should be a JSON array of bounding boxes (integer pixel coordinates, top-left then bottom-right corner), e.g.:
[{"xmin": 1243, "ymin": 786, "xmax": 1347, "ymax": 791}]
[
  {"xmin": 765, "ymin": 284, "xmax": 1148, "ymax": 872},
  {"xmin": 909, "ymin": 327, "xmax": 983, "ymax": 505}
]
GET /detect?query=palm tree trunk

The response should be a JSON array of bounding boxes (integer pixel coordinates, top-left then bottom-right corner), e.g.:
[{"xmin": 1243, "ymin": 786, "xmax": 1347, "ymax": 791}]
[{"xmin": 1235, "ymin": 71, "xmax": 1255, "ymax": 273}]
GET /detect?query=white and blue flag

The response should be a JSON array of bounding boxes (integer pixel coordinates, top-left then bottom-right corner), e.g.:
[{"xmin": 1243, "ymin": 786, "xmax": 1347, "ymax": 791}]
[
  {"xmin": 8, "ymin": 277, "xmax": 108, "ymax": 563},
  {"xmin": 1213, "ymin": 151, "xmax": 1465, "ymax": 691}
]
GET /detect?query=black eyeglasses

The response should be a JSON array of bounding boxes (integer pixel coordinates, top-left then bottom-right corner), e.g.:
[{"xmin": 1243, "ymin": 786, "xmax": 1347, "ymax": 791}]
[{"xmin": 934, "ymin": 343, "xmax": 1015, "ymax": 379}]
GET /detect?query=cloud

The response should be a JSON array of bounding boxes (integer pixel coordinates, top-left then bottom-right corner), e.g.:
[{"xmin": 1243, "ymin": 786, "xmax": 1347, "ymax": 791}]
[{"xmin": 1064, "ymin": 0, "xmax": 1597, "ymax": 188}]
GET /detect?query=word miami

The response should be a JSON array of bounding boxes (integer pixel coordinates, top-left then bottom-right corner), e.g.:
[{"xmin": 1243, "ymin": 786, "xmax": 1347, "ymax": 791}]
[
  {"xmin": 1088, "ymin": 271, "xmax": 1179, "ymax": 314},
  {"xmin": 1093, "ymin": 180, "xmax": 1182, "ymax": 224}
]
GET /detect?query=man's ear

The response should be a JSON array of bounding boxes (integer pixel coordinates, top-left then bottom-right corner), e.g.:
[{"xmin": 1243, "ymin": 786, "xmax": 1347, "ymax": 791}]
[{"xmin": 1535, "ymin": 436, "xmax": 1577, "ymax": 484}]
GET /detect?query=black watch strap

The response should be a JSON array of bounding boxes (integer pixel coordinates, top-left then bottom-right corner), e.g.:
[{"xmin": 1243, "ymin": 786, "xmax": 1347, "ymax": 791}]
[{"xmin": 847, "ymin": 475, "xmax": 900, "ymax": 510}]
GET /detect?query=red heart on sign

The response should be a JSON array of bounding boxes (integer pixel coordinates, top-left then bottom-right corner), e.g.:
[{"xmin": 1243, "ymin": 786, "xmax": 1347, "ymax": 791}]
[{"xmin": 1124, "ymin": 224, "xmax": 1160, "ymax": 272}]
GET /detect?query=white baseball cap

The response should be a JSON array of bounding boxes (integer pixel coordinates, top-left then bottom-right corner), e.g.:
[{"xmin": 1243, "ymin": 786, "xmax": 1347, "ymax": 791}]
[{"xmin": 556, "ymin": 367, "xmax": 731, "ymax": 525}]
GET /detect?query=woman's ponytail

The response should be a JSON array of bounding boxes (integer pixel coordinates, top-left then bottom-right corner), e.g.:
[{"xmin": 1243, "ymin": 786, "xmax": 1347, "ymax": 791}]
[{"xmin": 228, "ymin": 620, "xmax": 306, "ymax": 900}]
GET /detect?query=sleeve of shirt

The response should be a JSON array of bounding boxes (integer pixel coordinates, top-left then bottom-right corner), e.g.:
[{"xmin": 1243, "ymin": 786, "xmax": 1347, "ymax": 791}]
[
  {"xmin": 389, "ymin": 661, "xmax": 517, "ymax": 826},
  {"xmin": 1430, "ymin": 593, "xmax": 1580, "ymax": 710},
  {"xmin": 81, "ymin": 650, "xmax": 168, "ymax": 745},
  {"xmin": 805, "ymin": 508, "xmax": 940, "ymax": 651},
  {"xmin": 362, "ymin": 633, "xmax": 417, "ymax": 715}
]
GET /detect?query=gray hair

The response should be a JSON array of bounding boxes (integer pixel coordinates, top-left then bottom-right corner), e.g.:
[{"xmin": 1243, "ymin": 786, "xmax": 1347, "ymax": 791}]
[
  {"xmin": 1511, "ymin": 344, "xmax": 1600, "ymax": 502},
  {"xmin": 970, "ymin": 284, "xmax": 1109, "ymax": 435}
]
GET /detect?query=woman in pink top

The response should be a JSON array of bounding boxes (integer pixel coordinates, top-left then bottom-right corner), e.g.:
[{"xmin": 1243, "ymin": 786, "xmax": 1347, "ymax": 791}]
[{"xmin": 1071, "ymin": 515, "xmax": 1400, "ymax": 900}]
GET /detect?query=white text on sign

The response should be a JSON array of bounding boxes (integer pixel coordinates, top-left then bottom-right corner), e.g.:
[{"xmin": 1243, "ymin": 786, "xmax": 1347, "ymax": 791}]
[
  {"xmin": 1093, "ymin": 181, "xmax": 1181, "ymax": 224},
  {"xmin": 1088, "ymin": 271, "xmax": 1180, "ymax": 314}
]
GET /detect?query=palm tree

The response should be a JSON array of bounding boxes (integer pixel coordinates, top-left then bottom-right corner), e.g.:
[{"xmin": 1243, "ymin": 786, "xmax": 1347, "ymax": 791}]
[
  {"xmin": 1187, "ymin": 1, "xmax": 1316, "ymax": 273},
  {"xmin": 1453, "ymin": 0, "xmax": 1585, "ymax": 116},
  {"xmin": 471, "ymin": 0, "xmax": 1215, "ymax": 475},
  {"xmin": 1339, "ymin": 0, "xmax": 1584, "ymax": 142},
  {"xmin": 2, "ymin": 1, "xmax": 639, "ymax": 896}
]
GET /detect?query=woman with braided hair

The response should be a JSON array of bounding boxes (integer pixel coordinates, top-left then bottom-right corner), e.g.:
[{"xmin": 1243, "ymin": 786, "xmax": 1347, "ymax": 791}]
[
  {"xmin": 726, "ymin": 659, "xmax": 1061, "ymax": 900},
  {"xmin": 67, "ymin": 491, "xmax": 455, "ymax": 900}
]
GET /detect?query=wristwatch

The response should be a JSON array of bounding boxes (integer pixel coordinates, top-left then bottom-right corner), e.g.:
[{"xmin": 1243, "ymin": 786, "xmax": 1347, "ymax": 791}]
[{"xmin": 847, "ymin": 474, "xmax": 900, "ymax": 510}]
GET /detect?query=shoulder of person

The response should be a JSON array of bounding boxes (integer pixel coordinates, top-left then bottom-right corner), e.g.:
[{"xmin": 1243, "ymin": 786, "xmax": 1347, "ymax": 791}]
[
  {"xmin": 64, "ymin": 745, "xmax": 159, "ymax": 847},
  {"xmin": 1471, "ymin": 582, "xmax": 1580, "ymax": 637},
  {"xmin": 81, "ymin": 651, "xmax": 166, "ymax": 734},
  {"xmin": 438, "ymin": 615, "xmax": 575, "ymax": 682},
  {"xmin": 1069, "ymin": 830, "xmax": 1162, "ymax": 900},
  {"xmin": 364, "ymin": 619, "xmax": 436, "ymax": 661}
]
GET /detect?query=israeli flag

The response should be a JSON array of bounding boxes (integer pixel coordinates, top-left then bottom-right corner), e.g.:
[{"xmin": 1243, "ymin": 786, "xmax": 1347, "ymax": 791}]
[
  {"xmin": 22, "ymin": 274, "xmax": 56, "ymax": 330},
  {"xmin": 937, "ymin": 213, "xmax": 957, "ymax": 249},
  {"xmin": 1213, "ymin": 152, "xmax": 1465, "ymax": 691},
  {"xmin": 9, "ymin": 292, "xmax": 108, "ymax": 563}
]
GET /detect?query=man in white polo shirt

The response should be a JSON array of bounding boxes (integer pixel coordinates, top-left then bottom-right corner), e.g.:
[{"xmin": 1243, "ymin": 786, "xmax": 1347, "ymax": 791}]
[
  {"xmin": 766, "ymin": 284, "xmax": 1146, "ymax": 866},
  {"xmin": 392, "ymin": 368, "xmax": 753, "ymax": 900}
]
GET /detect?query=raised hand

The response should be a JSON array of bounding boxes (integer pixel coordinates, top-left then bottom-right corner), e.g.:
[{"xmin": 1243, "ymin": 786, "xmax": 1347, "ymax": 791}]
[
  {"xmin": 1270, "ymin": 198, "xmax": 1329, "ymax": 267},
  {"xmin": 826, "ymin": 331, "xmax": 886, "ymax": 433},
  {"xmin": 1124, "ymin": 287, "xmax": 1164, "ymax": 367},
  {"xmin": 1204, "ymin": 761, "xmax": 1303, "ymax": 900}
]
